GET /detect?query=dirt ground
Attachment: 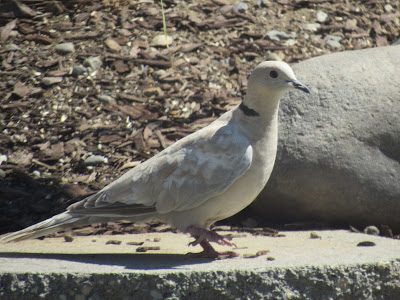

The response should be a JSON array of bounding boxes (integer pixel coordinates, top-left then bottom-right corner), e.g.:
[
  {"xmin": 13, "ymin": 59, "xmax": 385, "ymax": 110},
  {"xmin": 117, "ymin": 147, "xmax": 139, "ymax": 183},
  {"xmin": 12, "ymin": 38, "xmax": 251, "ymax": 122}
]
[{"xmin": 0, "ymin": 0, "xmax": 399, "ymax": 237}]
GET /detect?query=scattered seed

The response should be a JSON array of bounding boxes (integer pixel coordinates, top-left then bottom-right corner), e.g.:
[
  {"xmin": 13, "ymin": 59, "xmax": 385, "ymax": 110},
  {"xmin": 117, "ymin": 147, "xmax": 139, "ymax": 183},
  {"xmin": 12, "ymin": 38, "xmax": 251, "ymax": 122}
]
[
  {"xmin": 310, "ymin": 232, "xmax": 321, "ymax": 239},
  {"xmin": 106, "ymin": 239, "xmax": 122, "ymax": 245},
  {"xmin": 64, "ymin": 235, "xmax": 74, "ymax": 242},
  {"xmin": 243, "ymin": 250, "xmax": 270, "ymax": 258},
  {"xmin": 357, "ymin": 241, "xmax": 376, "ymax": 247},
  {"xmin": 267, "ymin": 256, "xmax": 275, "ymax": 261},
  {"xmin": 363, "ymin": 226, "xmax": 380, "ymax": 236},
  {"xmin": 136, "ymin": 246, "xmax": 160, "ymax": 252},
  {"xmin": 126, "ymin": 241, "xmax": 144, "ymax": 246}
]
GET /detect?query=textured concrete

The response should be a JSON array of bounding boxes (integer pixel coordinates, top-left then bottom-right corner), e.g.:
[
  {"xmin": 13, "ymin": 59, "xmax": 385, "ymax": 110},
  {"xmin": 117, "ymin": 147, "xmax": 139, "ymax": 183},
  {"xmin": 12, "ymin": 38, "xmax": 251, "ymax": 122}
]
[{"xmin": 1, "ymin": 230, "xmax": 400, "ymax": 299}]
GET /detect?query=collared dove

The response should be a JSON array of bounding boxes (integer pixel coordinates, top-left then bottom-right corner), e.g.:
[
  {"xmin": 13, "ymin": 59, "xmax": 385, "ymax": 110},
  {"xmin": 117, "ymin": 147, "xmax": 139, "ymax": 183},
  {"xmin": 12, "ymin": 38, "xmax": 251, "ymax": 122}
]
[{"xmin": 0, "ymin": 61, "xmax": 309, "ymax": 257}]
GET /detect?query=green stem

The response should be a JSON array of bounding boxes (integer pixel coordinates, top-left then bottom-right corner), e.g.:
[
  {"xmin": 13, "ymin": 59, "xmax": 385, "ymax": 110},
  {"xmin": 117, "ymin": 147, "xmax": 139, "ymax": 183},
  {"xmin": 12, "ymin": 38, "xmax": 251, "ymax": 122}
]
[{"xmin": 160, "ymin": 0, "xmax": 173, "ymax": 68}]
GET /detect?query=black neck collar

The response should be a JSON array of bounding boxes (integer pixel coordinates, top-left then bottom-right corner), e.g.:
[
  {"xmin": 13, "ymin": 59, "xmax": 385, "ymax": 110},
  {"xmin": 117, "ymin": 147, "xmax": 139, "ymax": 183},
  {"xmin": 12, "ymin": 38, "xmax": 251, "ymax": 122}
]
[{"xmin": 239, "ymin": 102, "xmax": 260, "ymax": 117}]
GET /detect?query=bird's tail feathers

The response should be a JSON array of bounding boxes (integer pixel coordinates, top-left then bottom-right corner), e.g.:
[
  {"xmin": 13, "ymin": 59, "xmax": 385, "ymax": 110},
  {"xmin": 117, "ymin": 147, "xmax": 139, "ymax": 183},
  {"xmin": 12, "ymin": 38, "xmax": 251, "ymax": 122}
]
[{"xmin": 0, "ymin": 212, "xmax": 87, "ymax": 243}]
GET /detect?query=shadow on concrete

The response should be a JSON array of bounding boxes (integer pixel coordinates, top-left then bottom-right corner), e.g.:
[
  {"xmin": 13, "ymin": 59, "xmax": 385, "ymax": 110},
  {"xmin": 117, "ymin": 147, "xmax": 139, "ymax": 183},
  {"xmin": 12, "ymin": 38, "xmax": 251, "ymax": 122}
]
[{"xmin": 0, "ymin": 252, "xmax": 214, "ymax": 270}]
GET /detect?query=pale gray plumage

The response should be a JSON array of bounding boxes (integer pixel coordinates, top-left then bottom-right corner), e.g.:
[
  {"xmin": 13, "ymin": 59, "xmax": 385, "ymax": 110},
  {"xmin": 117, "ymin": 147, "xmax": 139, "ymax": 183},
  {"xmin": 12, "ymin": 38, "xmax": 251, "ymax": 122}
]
[{"xmin": 0, "ymin": 61, "xmax": 309, "ymax": 248}]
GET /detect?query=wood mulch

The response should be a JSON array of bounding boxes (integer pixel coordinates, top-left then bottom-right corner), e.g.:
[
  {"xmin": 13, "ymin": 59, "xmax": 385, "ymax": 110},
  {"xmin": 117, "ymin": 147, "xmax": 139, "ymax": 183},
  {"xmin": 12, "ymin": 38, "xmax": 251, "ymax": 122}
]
[{"xmin": 0, "ymin": 0, "xmax": 399, "ymax": 236}]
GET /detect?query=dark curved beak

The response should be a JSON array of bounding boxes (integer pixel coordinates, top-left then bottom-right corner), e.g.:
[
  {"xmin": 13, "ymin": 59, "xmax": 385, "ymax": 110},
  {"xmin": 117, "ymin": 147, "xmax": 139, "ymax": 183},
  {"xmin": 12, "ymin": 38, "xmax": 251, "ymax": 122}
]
[{"xmin": 288, "ymin": 80, "xmax": 310, "ymax": 94}]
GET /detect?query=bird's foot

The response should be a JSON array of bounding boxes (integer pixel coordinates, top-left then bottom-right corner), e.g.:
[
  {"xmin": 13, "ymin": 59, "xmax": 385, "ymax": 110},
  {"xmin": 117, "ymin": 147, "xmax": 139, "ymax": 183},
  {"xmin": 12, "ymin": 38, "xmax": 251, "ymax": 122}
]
[
  {"xmin": 186, "ymin": 225, "xmax": 236, "ymax": 247},
  {"xmin": 186, "ymin": 239, "xmax": 239, "ymax": 259},
  {"xmin": 185, "ymin": 225, "xmax": 238, "ymax": 259}
]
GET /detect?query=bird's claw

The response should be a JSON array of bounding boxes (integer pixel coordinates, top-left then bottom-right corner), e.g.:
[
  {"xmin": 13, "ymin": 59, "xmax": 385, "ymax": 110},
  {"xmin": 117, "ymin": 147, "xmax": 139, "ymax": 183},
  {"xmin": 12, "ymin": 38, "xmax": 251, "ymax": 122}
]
[
  {"xmin": 186, "ymin": 225, "xmax": 237, "ymax": 250},
  {"xmin": 217, "ymin": 236, "xmax": 236, "ymax": 248},
  {"xmin": 188, "ymin": 236, "xmax": 204, "ymax": 247}
]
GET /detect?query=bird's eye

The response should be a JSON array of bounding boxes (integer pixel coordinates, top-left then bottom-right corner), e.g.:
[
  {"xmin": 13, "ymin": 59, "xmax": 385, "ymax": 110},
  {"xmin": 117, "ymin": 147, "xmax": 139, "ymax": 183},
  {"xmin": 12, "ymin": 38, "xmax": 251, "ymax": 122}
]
[{"xmin": 269, "ymin": 70, "xmax": 278, "ymax": 78}]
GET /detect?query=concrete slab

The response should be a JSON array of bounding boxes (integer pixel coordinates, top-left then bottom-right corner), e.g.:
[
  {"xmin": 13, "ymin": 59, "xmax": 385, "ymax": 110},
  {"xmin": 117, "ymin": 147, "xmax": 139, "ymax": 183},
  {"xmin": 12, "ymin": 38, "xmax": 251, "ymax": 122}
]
[{"xmin": 1, "ymin": 230, "xmax": 400, "ymax": 299}]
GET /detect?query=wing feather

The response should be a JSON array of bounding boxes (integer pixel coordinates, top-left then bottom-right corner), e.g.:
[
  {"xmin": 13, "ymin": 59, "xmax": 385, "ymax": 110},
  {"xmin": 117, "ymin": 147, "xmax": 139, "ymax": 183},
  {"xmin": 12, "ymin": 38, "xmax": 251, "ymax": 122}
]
[{"xmin": 68, "ymin": 115, "xmax": 252, "ymax": 216}]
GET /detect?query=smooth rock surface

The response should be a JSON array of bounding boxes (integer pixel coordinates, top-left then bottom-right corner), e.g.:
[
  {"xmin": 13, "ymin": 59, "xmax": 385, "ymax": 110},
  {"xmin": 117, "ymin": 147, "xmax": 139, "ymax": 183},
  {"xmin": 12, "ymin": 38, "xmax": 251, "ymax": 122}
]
[
  {"xmin": 316, "ymin": 11, "xmax": 328, "ymax": 23},
  {"xmin": 1, "ymin": 230, "xmax": 400, "ymax": 299},
  {"xmin": 233, "ymin": 2, "xmax": 248, "ymax": 13},
  {"xmin": 150, "ymin": 34, "xmax": 173, "ymax": 47},
  {"xmin": 96, "ymin": 94, "xmax": 116, "ymax": 105},
  {"xmin": 41, "ymin": 76, "xmax": 63, "ymax": 86},
  {"xmin": 71, "ymin": 65, "xmax": 87, "ymax": 77},
  {"xmin": 265, "ymin": 30, "xmax": 296, "ymax": 41},
  {"xmin": 55, "ymin": 42, "xmax": 75, "ymax": 54},
  {"xmin": 326, "ymin": 34, "xmax": 342, "ymax": 48},
  {"xmin": 301, "ymin": 23, "xmax": 321, "ymax": 32},
  {"xmin": 84, "ymin": 56, "xmax": 102, "ymax": 71},
  {"xmin": 255, "ymin": 45, "xmax": 400, "ymax": 230},
  {"xmin": 84, "ymin": 155, "xmax": 108, "ymax": 166}
]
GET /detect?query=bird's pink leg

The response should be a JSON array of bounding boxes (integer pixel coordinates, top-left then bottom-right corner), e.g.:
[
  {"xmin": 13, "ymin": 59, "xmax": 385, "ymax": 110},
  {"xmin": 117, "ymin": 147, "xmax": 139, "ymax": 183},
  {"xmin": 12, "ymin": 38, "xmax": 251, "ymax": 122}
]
[
  {"xmin": 185, "ymin": 225, "xmax": 238, "ymax": 259},
  {"xmin": 186, "ymin": 225, "xmax": 236, "ymax": 247}
]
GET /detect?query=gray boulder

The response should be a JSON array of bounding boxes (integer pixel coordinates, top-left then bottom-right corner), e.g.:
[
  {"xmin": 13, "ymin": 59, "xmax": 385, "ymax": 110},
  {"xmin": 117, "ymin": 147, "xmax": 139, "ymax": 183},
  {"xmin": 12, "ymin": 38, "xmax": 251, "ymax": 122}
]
[{"xmin": 253, "ymin": 45, "xmax": 400, "ymax": 230}]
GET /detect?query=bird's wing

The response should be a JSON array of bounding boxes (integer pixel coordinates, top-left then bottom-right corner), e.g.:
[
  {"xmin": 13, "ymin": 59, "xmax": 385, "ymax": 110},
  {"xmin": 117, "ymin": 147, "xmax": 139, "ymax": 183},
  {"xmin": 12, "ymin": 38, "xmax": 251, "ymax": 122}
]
[{"xmin": 68, "ymin": 120, "xmax": 253, "ymax": 216}]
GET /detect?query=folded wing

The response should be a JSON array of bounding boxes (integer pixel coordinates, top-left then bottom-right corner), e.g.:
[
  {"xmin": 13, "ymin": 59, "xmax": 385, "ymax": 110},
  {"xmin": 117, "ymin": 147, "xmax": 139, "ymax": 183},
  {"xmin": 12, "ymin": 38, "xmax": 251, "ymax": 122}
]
[{"xmin": 68, "ymin": 121, "xmax": 253, "ymax": 217}]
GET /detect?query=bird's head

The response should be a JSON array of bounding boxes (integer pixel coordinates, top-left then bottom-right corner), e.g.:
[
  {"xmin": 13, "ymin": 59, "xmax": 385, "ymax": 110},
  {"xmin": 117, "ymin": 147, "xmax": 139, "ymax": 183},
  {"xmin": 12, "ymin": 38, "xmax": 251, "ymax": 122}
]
[{"xmin": 248, "ymin": 61, "xmax": 310, "ymax": 97}]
